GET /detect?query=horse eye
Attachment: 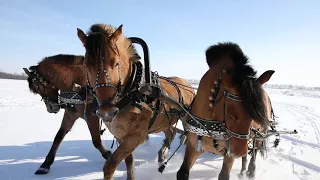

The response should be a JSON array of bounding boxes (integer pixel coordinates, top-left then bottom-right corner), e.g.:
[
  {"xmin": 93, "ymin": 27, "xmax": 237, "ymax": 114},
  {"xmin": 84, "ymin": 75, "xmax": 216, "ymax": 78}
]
[{"xmin": 229, "ymin": 115, "xmax": 235, "ymax": 121}]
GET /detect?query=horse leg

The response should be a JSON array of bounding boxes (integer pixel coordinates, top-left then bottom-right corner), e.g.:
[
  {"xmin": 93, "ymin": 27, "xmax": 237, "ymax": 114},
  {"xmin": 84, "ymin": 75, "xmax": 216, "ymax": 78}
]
[
  {"xmin": 125, "ymin": 153, "xmax": 135, "ymax": 180},
  {"xmin": 179, "ymin": 117, "xmax": 188, "ymax": 145},
  {"xmin": 103, "ymin": 135, "xmax": 141, "ymax": 180},
  {"xmin": 35, "ymin": 111, "xmax": 78, "ymax": 174},
  {"xmin": 238, "ymin": 155, "xmax": 248, "ymax": 178},
  {"xmin": 246, "ymin": 148, "xmax": 258, "ymax": 179},
  {"xmin": 218, "ymin": 156, "xmax": 235, "ymax": 180},
  {"xmin": 158, "ymin": 127, "xmax": 177, "ymax": 166},
  {"xmin": 177, "ymin": 137, "xmax": 203, "ymax": 180},
  {"xmin": 86, "ymin": 114, "xmax": 111, "ymax": 160}
]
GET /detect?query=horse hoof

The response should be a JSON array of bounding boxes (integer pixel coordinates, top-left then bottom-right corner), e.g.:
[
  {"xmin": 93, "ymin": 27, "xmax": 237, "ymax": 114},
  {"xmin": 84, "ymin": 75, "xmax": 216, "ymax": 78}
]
[
  {"xmin": 237, "ymin": 173, "xmax": 245, "ymax": 179},
  {"xmin": 246, "ymin": 171, "xmax": 255, "ymax": 179},
  {"xmin": 35, "ymin": 167, "xmax": 50, "ymax": 174},
  {"xmin": 158, "ymin": 158, "xmax": 167, "ymax": 167},
  {"xmin": 103, "ymin": 151, "xmax": 112, "ymax": 160}
]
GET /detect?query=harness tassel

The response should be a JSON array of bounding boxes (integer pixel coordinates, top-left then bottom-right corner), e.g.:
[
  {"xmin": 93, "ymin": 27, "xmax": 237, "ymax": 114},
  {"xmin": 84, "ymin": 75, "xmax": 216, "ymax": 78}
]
[
  {"xmin": 195, "ymin": 135, "xmax": 203, "ymax": 152},
  {"xmin": 158, "ymin": 133, "xmax": 187, "ymax": 173}
]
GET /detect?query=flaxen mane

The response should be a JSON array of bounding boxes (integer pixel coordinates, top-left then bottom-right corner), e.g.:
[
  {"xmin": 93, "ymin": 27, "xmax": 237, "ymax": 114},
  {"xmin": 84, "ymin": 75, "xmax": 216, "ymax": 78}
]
[
  {"xmin": 85, "ymin": 24, "xmax": 140, "ymax": 64},
  {"xmin": 205, "ymin": 42, "xmax": 270, "ymax": 128},
  {"xmin": 27, "ymin": 54, "xmax": 87, "ymax": 92}
]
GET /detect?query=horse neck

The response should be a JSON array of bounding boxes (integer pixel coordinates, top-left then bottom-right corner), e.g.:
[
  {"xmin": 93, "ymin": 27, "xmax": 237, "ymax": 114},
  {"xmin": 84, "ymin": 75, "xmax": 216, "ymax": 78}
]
[
  {"xmin": 119, "ymin": 60, "xmax": 133, "ymax": 89},
  {"xmin": 191, "ymin": 69, "xmax": 218, "ymax": 120},
  {"xmin": 38, "ymin": 62, "xmax": 86, "ymax": 91},
  {"xmin": 116, "ymin": 46, "xmax": 133, "ymax": 88},
  {"xmin": 191, "ymin": 67, "xmax": 238, "ymax": 121}
]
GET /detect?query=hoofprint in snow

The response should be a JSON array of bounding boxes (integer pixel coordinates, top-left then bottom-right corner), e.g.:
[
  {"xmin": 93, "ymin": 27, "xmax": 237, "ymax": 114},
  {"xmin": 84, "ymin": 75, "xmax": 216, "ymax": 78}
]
[{"xmin": 0, "ymin": 79, "xmax": 320, "ymax": 180}]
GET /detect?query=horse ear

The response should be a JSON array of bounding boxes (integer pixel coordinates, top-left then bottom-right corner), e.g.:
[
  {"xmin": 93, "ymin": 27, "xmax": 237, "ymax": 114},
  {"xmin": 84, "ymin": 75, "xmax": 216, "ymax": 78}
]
[
  {"xmin": 23, "ymin": 68, "xmax": 32, "ymax": 77},
  {"xmin": 257, "ymin": 70, "xmax": 275, "ymax": 85},
  {"xmin": 110, "ymin": 24, "xmax": 123, "ymax": 43},
  {"xmin": 77, "ymin": 28, "xmax": 87, "ymax": 46}
]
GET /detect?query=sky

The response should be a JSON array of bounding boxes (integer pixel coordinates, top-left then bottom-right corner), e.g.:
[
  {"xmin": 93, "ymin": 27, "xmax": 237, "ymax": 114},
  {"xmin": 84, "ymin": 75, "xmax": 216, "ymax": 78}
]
[{"xmin": 0, "ymin": 0, "xmax": 319, "ymax": 86}]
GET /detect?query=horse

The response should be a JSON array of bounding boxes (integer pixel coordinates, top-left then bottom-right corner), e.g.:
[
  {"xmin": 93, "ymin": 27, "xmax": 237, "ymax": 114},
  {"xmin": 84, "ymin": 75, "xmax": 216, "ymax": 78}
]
[
  {"xmin": 176, "ymin": 42, "xmax": 276, "ymax": 180},
  {"xmin": 76, "ymin": 24, "xmax": 195, "ymax": 179},
  {"xmin": 23, "ymin": 54, "xmax": 113, "ymax": 174}
]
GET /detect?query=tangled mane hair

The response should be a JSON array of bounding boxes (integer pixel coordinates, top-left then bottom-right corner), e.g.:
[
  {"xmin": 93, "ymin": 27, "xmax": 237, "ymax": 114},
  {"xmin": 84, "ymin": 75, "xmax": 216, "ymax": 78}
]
[
  {"xmin": 84, "ymin": 24, "xmax": 141, "ymax": 65},
  {"xmin": 205, "ymin": 42, "xmax": 269, "ymax": 128}
]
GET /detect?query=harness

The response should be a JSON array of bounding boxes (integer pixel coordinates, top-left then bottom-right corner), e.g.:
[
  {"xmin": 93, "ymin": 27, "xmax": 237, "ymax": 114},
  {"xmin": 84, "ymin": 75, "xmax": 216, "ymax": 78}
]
[
  {"xmin": 28, "ymin": 66, "xmax": 109, "ymax": 136},
  {"xmin": 83, "ymin": 39, "xmax": 186, "ymax": 131},
  {"xmin": 158, "ymin": 69, "xmax": 297, "ymax": 173},
  {"xmin": 28, "ymin": 67, "xmax": 86, "ymax": 112},
  {"xmin": 184, "ymin": 70, "xmax": 263, "ymax": 157},
  {"xmin": 85, "ymin": 57, "xmax": 186, "ymax": 131}
]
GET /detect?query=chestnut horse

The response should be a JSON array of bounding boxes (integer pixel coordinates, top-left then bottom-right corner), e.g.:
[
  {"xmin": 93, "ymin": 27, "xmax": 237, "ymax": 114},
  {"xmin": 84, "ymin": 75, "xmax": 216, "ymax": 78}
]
[
  {"xmin": 76, "ymin": 24, "xmax": 195, "ymax": 179},
  {"xmin": 23, "ymin": 54, "xmax": 113, "ymax": 174},
  {"xmin": 177, "ymin": 42, "xmax": 276, "ymax": 180}
]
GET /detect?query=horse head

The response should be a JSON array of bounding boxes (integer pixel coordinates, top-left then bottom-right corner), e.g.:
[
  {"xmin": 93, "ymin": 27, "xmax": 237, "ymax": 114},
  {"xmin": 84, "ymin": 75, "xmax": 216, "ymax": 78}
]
[
  {"xmin": 23, "ymin": 66, "xmax": 60, "ymax": 113},
  {"xmin": 77, "ymin": 24, "xmax": 141, "ymax": 122}
]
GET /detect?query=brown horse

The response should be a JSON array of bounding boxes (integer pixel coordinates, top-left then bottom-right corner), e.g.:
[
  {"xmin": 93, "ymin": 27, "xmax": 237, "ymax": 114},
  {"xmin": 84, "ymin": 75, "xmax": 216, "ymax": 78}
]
[
  {"xmin": 76, "ymin": 24, "xmax": 195, "ymax": 179},
  {"xmin": 23, "ymin": 53, "xmax": 187, "ymax": 176},
  {"xmin": 23, "ymin": 54, "xmax": 113, "ymax": 174},
  {"xmin": 176, "ymin": 42, "xmax": 276, "ymax": 180}
]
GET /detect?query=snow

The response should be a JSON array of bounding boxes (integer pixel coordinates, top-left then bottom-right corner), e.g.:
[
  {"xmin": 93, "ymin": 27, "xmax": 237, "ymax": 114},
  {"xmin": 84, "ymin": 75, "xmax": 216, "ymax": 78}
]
[{"xmin": 0, "ymin": 78, "xmax": 320, "ymax": 180}]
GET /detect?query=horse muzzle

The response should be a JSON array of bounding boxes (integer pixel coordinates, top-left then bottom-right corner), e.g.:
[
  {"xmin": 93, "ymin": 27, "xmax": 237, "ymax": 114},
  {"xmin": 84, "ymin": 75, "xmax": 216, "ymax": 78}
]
[
  {"xmin": 96, "ymin": 106, "xmax": 119, "ymax": 122},
  {"xmin": 45, "ymin": 103, "xmax": 60, "ymax": 114}
]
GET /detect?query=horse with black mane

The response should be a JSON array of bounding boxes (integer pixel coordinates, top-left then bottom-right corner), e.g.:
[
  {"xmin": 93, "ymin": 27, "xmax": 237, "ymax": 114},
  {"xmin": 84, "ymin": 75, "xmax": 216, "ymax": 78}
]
[
  {"xmin": 76, "ymin": 24, "xmax": 195, "ymax": 180},
  {"xmin": 176, "ymin": 42, "xmax": 297, "ymax": 180}
]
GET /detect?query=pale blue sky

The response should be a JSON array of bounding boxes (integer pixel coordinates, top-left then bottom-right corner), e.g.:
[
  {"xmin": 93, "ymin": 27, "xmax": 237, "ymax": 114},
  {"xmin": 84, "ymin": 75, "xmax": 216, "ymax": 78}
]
[{"xmin": 0, "ymin": 0, "xmax": 319, "ymax": 86}]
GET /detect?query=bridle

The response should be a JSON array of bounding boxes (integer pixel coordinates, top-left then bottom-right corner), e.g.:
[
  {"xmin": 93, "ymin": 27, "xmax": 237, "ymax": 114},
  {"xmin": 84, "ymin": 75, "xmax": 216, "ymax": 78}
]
[
  {"xmin": 210, "ymin": 69, "xmax": 252, "ymax": 140},
  {"xmin": 84, "ymin": 44, "xmax": 123, "ymax": 111},
  {"xmin": 29, "ymin": 68, "xmax": 59, "ymax": 106}
]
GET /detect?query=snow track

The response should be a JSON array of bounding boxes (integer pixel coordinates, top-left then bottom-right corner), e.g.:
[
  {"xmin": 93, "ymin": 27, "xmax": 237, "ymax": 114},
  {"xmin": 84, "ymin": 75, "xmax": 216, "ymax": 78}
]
[{"xmin": 0, "ymin": 79, "xmax": 320, "ymax": 180}]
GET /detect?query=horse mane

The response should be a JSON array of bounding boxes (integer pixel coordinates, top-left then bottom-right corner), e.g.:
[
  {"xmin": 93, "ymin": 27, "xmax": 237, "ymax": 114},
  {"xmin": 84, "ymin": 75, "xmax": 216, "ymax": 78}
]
[
  {"xmin": 85, "ymin": 24, "xmax": 140, "ymax": 65},
  {"xmin": 205, "ymin": 42, "xmax": 269, "ymax": 128},
  {"xmin": 39, "ymin": 54, "xmax": 84, "ymax": 65},
  {"xmin": 27, "ymin": 54, "xmax": 87, "ymax": 92}
]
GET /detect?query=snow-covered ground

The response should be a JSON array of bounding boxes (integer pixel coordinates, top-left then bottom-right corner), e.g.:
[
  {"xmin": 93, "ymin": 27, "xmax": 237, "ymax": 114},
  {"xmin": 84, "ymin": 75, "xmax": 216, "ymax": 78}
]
[{"xmin": 0, "ymin": 79, "xmax": 320, "ymax": 180}]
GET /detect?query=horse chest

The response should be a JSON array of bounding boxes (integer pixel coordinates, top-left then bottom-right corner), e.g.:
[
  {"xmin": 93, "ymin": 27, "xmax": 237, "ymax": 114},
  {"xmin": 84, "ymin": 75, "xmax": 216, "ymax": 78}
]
[
  {"xmin": 107, "ymin": 111, "xmax": 144, "ymax": 140},
  {"xmin": 107, "ymin": 117, "xmax": 130, "ymax": 139}
]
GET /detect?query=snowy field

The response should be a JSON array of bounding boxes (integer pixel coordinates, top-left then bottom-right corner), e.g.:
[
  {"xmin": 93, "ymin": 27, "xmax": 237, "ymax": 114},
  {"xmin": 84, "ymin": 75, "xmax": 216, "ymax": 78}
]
[{"xmin": 0, "ymin": 79, "xmax": 320, "ymax": 180}]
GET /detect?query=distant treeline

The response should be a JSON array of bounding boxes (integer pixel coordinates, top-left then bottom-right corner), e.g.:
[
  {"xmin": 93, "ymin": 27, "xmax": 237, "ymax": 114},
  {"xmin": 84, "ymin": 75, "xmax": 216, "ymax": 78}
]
[
  {"xmin": 0, "ymin": 72, "xmax": 319, "ymax": 91},
  {"xmin": 0, "ymin": 71, "xmax": 27, "ymax": 80},
  {"xmin": 185, "ymin": 79, "xmax": 200, "ymax": 84},
  {"xmin": 184, "ymin": 79, "xmax": 320, "ymax": 91},
  {"xmin": 263, "ymin": 84, "xmax": 320, "ymax": 91}
]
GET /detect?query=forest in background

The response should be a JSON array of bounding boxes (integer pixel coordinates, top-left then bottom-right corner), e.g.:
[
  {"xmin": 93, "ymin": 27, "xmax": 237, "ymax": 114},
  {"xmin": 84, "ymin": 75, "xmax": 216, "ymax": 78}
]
[
  {"xmin": 0, "ymin": 70, "xmax": 27, "ymax": 80},
  {"xmin": 1, "ymin": 70, "xmax": 319, "ymax": 91}
]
